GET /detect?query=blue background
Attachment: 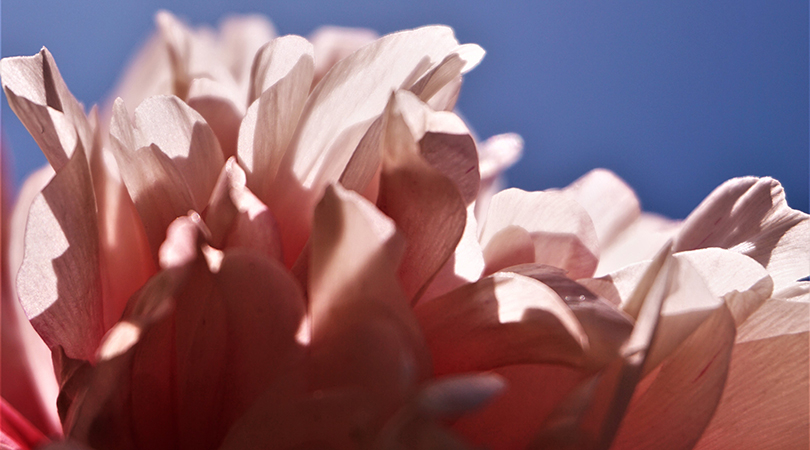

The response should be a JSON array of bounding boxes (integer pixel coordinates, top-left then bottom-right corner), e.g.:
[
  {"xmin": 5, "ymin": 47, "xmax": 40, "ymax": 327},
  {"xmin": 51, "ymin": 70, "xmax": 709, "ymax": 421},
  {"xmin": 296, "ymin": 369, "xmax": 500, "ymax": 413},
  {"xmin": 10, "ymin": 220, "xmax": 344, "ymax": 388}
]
[{"xmin": 2, "ymin": 1, "xmax": 808, "ymax": 218}]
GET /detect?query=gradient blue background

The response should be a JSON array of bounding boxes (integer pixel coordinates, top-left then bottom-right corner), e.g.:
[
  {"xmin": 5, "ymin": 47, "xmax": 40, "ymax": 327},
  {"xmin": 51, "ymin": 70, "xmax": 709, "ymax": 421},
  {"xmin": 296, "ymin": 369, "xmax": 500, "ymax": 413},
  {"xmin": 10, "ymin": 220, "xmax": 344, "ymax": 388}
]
[{"xmin": 2, "ymin": 1, "xmax": 808, "ymax": 217}]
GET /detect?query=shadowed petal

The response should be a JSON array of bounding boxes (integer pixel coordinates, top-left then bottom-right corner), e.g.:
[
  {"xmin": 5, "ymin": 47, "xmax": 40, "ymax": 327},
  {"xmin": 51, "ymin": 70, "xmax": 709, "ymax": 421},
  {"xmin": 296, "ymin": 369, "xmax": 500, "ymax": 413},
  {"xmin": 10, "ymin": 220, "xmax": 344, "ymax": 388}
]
[
  {"xmin": 309, "ymin": 184, "xmax": 431, "ymax": 425},
  {"xmin": 376, "ymin": 94, "xmax": 467, "ymax": 302},
  {"xmin": 415, "ymin": 272, "xmax": 588, "ymax": 375},
  {"xmin": 17, "ymin": 147, "xmax": 104, "ymax": 361}
]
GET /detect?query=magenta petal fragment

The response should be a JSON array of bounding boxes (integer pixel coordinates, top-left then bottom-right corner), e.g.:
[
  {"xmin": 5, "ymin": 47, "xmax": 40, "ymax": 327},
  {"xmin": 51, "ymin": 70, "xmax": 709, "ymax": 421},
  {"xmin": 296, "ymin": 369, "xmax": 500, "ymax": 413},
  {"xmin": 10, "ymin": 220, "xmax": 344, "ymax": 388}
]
[
  {"xmin": 674, "ymin": 176, "xmax": 810, "ymax": 291},
  {"xmin": 479, "ymin": 188, "xmax": 600, "ymax": 279},
  {"xmin": 17, "ymin": 147, "xmax": 104, "ymax": 361}
]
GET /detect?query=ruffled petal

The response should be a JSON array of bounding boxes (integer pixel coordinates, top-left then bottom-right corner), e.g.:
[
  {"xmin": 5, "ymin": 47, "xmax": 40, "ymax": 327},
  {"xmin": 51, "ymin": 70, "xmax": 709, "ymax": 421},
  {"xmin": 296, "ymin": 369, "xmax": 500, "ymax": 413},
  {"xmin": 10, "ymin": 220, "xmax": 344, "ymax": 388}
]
[
  {"xmin": 269, "ymin": 25, "xmax": 464, "ymax": 265},
  {"xmin": 674, "ymin": 177, "xmax": 810, "ymax": 291}
]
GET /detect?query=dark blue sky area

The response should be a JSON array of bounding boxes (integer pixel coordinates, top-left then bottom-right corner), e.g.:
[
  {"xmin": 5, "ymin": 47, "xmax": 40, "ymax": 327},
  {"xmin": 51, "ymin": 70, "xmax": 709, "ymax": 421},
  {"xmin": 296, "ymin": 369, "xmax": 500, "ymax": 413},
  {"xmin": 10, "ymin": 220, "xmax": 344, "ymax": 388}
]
[{"xmin": 2, "ymin": 1, "xmax": 807, "ymax": 217}]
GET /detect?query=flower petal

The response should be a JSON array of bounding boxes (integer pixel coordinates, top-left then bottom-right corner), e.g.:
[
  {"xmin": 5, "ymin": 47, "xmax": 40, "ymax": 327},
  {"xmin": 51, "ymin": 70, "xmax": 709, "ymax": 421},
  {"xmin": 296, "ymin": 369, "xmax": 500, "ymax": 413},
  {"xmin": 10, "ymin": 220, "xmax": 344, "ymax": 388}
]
[
  {"xmin": 674, "ymin": 177, "xmax": 810, "ymax": 291},
  {"xmin": 415, "ymin": 272, "xmax": 588, "ymax": 375},
  {"xmin": 694, "ymin": 283, "xmax": 809, "ymax": 450},
  {"xmin": 16, "ymin": 147, "xmax": 104, "ymax": 361},
  {"xmin": 204, "ymin": 158, "xmax": 282, "ymax": 261},
  {"xmin": 0, "ymin": 48, "xmax": 92, "ymax": 171},
  {"xmin": 187, "ymin": 78, "xmax": 243, "ymax": 159},
  {"xmin": 609, "ymin": 304, "xmax": 736, "ymax": 450},
  {"xmin": 308, "ymin": 26, "xmax": 378, "ymax": 88},
  {"xmin": 595, "ymin": 212, "xmax": 681, "ymax": 276},
  {"xmin": 3, "ymin": 166, "xmax": 61, "ymax": 437},
  {"xmin": 238, "ymin": 36, "xmax": 314, "ymax": 201},
  {"xmin": 563, "ymin": 169, "xmax": 640, "ymax": 249},
  {"xmin": 269, "ymin": 26, "xmax": 463, "ymax": 264},
  {"xmin": 479, "ymin": 188, "xmax": 600, "ymax": 279},
  {"xmin": 376, "ymin": 94, "xmax": 467, "ymax": 301},
  {"xmin": 309, "ymin": 184, "xmax": 431, "ymax": 423}
]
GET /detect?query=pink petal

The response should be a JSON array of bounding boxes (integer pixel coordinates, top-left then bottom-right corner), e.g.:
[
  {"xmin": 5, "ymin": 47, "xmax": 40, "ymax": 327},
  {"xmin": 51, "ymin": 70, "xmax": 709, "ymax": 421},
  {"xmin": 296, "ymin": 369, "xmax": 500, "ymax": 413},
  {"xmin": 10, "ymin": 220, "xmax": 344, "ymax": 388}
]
[
  {"xmin": 108, "ymin": 98, "xmax": 218, "ymax": 259},
  {"xmin": 694, "ymin": 283, "xmax": 809, "ymax": 450},
  {"xmin": 674, "ymin": 177, "xmax": 810, "ymax": 291},
  {"xmin": 1, "ymin": 399, "xmax": 49, "ymax": 449},
  {"xmin": 376, "ymin": 95, "xmax": 467, "ymax": 302},
  {"xmin": 563, "ymin": 169, "xmax": 640, "ymax": 249},
  {"xmin": 269, "ymin": 26, "xmax": 464, "ymax": 265},
  {"xmin": 16, "ymin": 147, "xmax": 104, "ymax": 361},
  {"xmin": 216, "ymin": 14, "xmax": 276, "ymax": 88},
  {"xmin": 308, "ymin": 26, "xmax": 378, "ymax": 88},
  {"xmin": 595, "ymin": 212, "xmax": 681, "ymax": 276},
  {"xmin": 106, "ymin": 32, "xmax": 173, "ymax": 113},
  {"xmin": 409, "ymin": 43, "xmax": 485, "ymax": 111},
  {"xmin": 238, "ymin": 36, "xmax": 314, "ymax": 201},
  {"xmin": 452, "ymin": 364, "xmax": 588, "ymax": 450},
  {"xmin": 3, "ymin": 166, "xmax": 61, "ymax": 437},
  {"xmin": 414, "ymin": 272, "xmax": 588, "ymax": 375},
  {"xmin": 187, "ymin": 78, "xmax": 243, "ymax": 159},
  {"xmin": 204, "ymin": 158, "xmax": 282, "ymax": 261},
  {"xmin": 0, "ymin": 48, "xmax": 92, "ymax": 171},
  {"xmin": 506, "ymin": 264, "xmax": 634, "ymax": 370},
  {"xmin": 609, "ymin": 305, "xmax": 737, "ymax": 450},
  {"xmin": 309, "ymin": 184, "xmax": 431, "ymax": 423},
  {"xmin": 481, "ymin": 225, "xmax": 536, "ymax": 275},
  {"xmin": 420, "ymin": 204, "xmax": 485, "ymax": 302},
  {"xmin": 479, "ymin": 188, "xmax": 600, "ymax": 279}
]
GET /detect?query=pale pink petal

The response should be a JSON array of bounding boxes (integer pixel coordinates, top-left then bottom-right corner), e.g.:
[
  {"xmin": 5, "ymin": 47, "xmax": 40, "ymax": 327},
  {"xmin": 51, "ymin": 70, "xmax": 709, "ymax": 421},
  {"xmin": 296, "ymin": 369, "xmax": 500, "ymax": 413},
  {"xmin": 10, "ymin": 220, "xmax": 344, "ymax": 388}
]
[
  {"xmin": 309, "ymin": 184, "xmax": 431, "ymax": 423},
  {"xmin": 107, "ymin": 32, "xmax": 173, "ymax": 113},
  {"xmin": 474, "ymin": 133, "xmax": 524, "ymax": 222},
  {"xmin": 216, "ymin": 14, "xmax": 276, "ymax": 88},
  {"xmin": 420, "ymin": 204, "xmax": 485, "ymax": 302},
  {"xmin": 155, "ymin": 11, "xmax": 220, "ymax": 99},
  {"xmin": 246, "ymin": 35, "xmax": 314, "ymax": 106},
  {"xmin": 409, "ymin": 43, "xmax": 485, "ymax": 111},
  {"xmin": 308, "ymin": 25, "xmax": 378, "ymax": 87},
  {"xmin": 674, "ymin": 176, "xmax": 810, "ymax": 291},
  {"xmin": 269, "ymin": 26, "xmax": 463, "ymax": 264},
  {"xmin": 88, "ymin": 145, "xmax": 156, "ymax": 329},
  {"xmin": 564, "ymin": 169, "xmax": 640, "ymax": 249},
  {"xmin": 479, "ymin": 188, "xmax": 600, "ymax": 279},
  {"xmin": 16, "ymin": 147, "xmax": 104, "ymax": 361},
  {"xmin": 395, "ymin": 90, "xmax": 480, "ymax": 204},
  {"xmin": 238, "ymin": 36, "xmax": 314, "ymax": 200},
  {"xmin": 204, "ymin": 158, "xmax": 283, "ymax": 262},
  {"xmin": 131, "ymin": 95, "xmax": 225, "ymax": 210},
  {"xmin": 595, "ymin": 212, "xmax": 681, "ymax": 276},
  {"xmin": 3, "ymin": 166, "xmax": 60, "ymax": 436},
  {"xmin": 376, "ymin": 95, "xmax": 467, "ymax": 301},
  {"xmin": 0, "ymin": 48, "xmax": 92, "ymax": 171},
  {"xmin": 481, "ymin": 225, "xmax": 536, "ymax": 275},
  {"xmin": 610, "ymin": 305, "xmax": 736, "ymax": 450},
  {"xmin": 530, "ymin": 244, "xmax": 675, "ymax": 449},
  {"xmin": 187, "ymin": 78, "xmax": 243, "ymax": 159},
  {"xmin": 694, "ymin": 283, "xmax": 809, "ymax": 450},
  {"xmin": 414, "ymin": 272, "xmax": 588, "ymax": 375}
]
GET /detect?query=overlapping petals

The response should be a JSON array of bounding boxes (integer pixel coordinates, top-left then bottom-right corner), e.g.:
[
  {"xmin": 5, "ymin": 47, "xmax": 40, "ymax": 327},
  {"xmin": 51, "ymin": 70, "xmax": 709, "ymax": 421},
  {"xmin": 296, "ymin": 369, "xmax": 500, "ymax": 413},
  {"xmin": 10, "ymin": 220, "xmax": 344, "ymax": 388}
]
[{"xmin": 1, "ymin": 11, "xmax": 808, "ymax": 450}]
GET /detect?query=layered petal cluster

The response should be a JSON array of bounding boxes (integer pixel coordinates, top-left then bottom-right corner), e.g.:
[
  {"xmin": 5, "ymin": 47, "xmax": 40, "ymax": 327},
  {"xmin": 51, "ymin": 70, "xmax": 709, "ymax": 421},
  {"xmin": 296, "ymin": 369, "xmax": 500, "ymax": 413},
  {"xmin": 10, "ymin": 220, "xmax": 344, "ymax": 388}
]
[{"xmin": 2, "ymin": 11, "xmax": 808, "ymax": 450}]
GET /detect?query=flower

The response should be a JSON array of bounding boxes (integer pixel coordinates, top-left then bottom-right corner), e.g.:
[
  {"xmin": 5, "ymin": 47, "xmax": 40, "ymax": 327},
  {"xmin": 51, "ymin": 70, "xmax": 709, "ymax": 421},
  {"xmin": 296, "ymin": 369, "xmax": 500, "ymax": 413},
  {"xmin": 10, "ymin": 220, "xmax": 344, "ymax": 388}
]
[{"xmin": 2, "ymin": 11, "xmax": 808, "ymax": 450}]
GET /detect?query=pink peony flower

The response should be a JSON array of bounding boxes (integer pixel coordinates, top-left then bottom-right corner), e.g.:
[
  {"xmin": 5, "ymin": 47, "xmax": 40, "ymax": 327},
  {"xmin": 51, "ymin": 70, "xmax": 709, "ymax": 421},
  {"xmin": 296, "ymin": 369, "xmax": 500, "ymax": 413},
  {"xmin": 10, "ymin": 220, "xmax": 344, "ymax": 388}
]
[{"xmin": 2, "ymin": 11, "xmax": 808, "ymax": 450}]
